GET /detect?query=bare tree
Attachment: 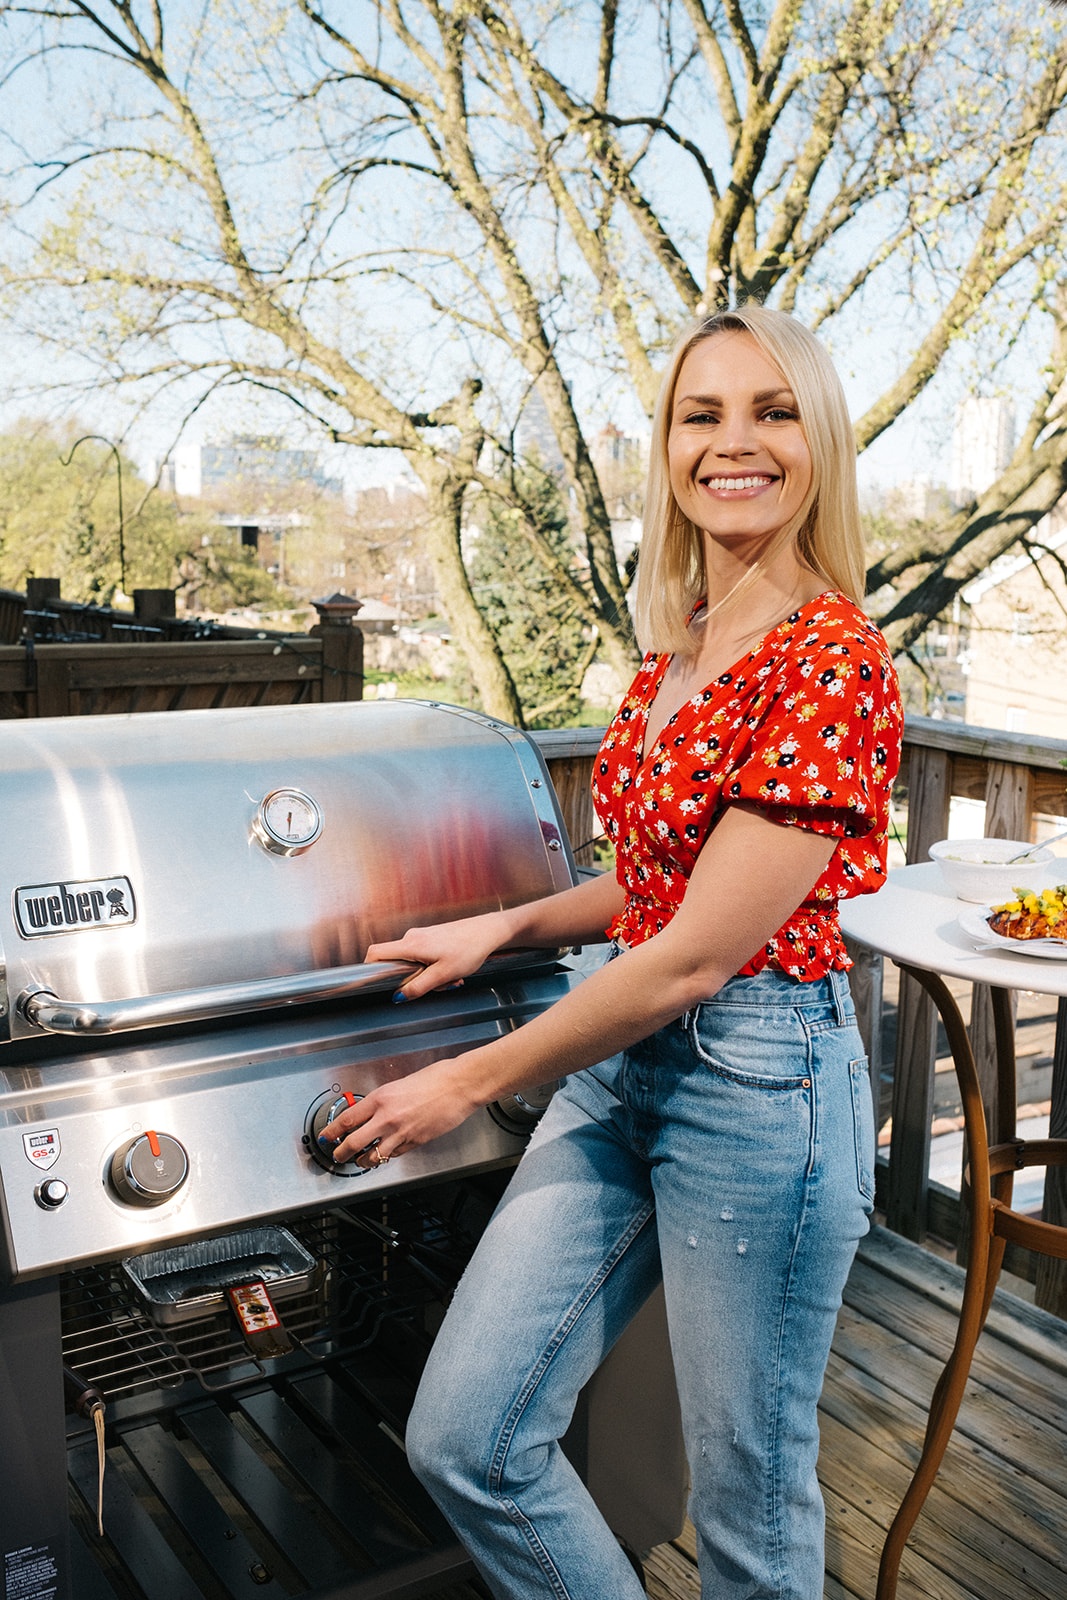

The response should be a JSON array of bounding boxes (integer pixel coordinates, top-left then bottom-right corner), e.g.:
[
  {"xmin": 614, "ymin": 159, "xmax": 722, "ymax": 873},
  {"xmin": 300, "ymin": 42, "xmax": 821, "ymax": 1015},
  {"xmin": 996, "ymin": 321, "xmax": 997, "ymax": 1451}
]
[
  {"xmin": 0, "ymin": 0, "xmax": 591, "ymax": 720},
  {"xmin": 1, "ymin": 0, "xmax": 1066, "ymax": 702},
  {"xmin": 444, "ymin": 0, "xmax": 1067, "ymax": 651}
]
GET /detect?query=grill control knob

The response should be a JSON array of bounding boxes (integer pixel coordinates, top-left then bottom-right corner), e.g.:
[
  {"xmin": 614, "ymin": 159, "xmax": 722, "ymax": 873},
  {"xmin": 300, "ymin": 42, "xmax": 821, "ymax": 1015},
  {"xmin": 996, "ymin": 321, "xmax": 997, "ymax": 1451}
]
[
  {"xmin": 488, "ymin": 1082, "xmax": 558, "ymax": 1136},
  {"xmin": 110, "ymin": 1130, "xmax": 189, "ymax": 1207},
  {"xmin": 305, "ymin": 1091, "xmax": 365, "ymax": 1173}
]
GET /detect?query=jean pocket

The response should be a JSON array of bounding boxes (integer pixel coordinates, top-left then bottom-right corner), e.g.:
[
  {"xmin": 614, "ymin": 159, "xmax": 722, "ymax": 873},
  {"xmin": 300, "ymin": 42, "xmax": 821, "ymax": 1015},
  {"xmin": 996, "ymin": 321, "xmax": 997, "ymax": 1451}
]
[
  {"xmin": 687, "ymin": 1004, "xmax": 812, "ymax": 1090},
  {"xmin": 849, "ymin": 1056, "xmax": 876, "ymax": 1207}
]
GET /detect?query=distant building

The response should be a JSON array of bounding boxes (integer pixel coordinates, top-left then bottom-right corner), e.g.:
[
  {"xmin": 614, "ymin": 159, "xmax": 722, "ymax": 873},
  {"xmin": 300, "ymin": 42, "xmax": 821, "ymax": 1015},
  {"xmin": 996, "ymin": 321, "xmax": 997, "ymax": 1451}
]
[
  {"xmin": 884, "ymin": 477, "xmax": 951, "ymax": 522},
  {"xmin": 950, "ymin": 397, "xmax": 1014, "ymax": 505},
  {"xmin": 515, "ymin": 389, "xmax": 566, "ymax": 475},
  {"xmin": 159, "ymin": 434, "xmax": 357, "ymax": 596},
  {"xmin": 591, "ymin": 423, "xmax": 646, "ymax": 475},
  {"xmin": 959, "ymin": 502, "xmax": 1067, "ymax": 737},
  {"xmin": 591, "ymin": 423, "xmax": 649, "ymax": 571},
  {"xmin": 160, "ymin": 436, "xmax": 342, "ymax": 500}
]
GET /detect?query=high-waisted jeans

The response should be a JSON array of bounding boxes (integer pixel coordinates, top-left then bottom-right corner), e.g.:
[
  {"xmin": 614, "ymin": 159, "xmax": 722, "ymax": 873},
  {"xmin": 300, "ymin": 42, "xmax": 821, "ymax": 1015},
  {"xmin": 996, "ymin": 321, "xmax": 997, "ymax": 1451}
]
[{"xmin": 406, "ymin": 965, "xmax": 875, "ymax": 1600}]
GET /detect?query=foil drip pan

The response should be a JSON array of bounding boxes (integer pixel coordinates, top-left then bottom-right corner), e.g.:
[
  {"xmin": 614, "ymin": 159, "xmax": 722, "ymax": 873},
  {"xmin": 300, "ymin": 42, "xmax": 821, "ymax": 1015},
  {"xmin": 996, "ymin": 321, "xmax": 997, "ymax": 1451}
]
[{"xmin": 122, "ymin": 1226, "xmax": 319, "ymax": 1326}]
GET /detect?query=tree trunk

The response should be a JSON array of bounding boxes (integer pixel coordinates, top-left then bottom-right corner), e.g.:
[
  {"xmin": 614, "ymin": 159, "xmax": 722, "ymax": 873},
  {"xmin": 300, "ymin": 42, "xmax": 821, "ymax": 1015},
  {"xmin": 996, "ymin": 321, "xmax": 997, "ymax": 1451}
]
[{"xmin": 420, "ymin": 475, "xmax": 524, "ymax": 725}]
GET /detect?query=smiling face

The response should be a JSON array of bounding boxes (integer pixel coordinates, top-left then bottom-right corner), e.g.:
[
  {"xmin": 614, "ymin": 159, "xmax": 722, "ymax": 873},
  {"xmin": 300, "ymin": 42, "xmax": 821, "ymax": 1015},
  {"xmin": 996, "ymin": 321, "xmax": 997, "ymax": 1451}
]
[{"xmin": 667, "ymin": 330, "xmax": 814, "ymax": 554}]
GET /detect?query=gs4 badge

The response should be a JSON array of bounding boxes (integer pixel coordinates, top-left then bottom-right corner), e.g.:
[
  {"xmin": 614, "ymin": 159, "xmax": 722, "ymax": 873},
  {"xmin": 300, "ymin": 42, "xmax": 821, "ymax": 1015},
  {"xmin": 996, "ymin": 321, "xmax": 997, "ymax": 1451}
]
[
  {"xmin": 14, "ymin": 876, "xmax": 136, "ymax": 938},
  {"xmin": 24, "ymin": 1129, "xmax": 61, "ymax": 1170}
]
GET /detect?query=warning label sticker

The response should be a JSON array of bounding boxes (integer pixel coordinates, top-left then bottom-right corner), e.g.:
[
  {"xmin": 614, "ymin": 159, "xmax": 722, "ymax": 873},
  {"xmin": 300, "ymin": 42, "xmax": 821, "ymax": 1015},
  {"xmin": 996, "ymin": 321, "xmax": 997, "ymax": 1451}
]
[{"xmin": 3, "ymin": 1542, "xmax": 59, "ymax": 1599}]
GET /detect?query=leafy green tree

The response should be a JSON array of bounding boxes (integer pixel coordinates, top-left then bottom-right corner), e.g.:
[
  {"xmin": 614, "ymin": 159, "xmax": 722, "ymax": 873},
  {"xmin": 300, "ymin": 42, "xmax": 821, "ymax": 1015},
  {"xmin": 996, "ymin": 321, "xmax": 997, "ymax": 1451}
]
[
  {"xmin": 175, "ymin": 528, "xmax": 296, "ymax": 617},
  {"xmin": 470, "ymin": 463, "xmax": 601, "ymax": 728},
  {"xmin": 0, "ymin": 422, "xmax": 291, "ymax": 613},
  {"xmin": 0, "ymin": 425, "xmax": 178, "ymax": 602}
]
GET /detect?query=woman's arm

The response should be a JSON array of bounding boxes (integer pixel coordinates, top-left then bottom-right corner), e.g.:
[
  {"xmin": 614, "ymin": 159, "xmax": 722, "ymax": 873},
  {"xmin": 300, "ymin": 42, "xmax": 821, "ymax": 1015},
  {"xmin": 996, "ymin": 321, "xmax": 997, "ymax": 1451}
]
[
  {"xmin": 324, "ymin": 804, "xmax": 836, "ymax": 1162},
  {"xmin": 364, "ymin": 868, "xmax": 627, "ymax": 999}
]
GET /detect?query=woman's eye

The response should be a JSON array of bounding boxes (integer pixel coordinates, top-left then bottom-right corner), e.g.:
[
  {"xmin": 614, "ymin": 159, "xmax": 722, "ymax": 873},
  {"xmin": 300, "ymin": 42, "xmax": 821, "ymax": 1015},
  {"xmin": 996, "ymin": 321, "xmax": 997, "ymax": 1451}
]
[{"xmin": 763, "ymin": 407, "xmax": 799, "ymax": 422}]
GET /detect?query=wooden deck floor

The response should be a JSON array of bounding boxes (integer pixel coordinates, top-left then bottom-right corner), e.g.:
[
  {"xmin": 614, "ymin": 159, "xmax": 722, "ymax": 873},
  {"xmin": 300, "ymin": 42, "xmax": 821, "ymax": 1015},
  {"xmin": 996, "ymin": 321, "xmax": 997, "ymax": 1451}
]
[{"xmin": 643, "ymin": 1226, "xmax": 1067, "ymax": 1600}]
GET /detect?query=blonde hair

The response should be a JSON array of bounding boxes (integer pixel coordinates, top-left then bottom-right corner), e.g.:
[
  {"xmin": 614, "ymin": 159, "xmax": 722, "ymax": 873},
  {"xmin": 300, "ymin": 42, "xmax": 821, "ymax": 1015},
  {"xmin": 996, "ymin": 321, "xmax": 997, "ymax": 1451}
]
[{"xmin": 633, "ymin": 304, "xmax": 866, "ymax": 656}]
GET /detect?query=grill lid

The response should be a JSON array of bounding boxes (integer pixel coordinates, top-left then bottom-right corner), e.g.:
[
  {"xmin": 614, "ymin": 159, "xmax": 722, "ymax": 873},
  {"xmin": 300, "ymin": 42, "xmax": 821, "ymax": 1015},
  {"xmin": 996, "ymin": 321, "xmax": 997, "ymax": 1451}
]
[{"xmin": 0, "ymin": 700, "xmax": 575, "ymax": 1043}]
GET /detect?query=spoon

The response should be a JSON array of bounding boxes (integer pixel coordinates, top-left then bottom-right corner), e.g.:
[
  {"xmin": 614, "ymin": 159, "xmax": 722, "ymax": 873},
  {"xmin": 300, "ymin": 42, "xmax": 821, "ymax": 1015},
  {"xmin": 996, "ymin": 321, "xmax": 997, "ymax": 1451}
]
[{"xmin": 1007, "ymin": 826, "xmax": 1067, "ymax": 863}]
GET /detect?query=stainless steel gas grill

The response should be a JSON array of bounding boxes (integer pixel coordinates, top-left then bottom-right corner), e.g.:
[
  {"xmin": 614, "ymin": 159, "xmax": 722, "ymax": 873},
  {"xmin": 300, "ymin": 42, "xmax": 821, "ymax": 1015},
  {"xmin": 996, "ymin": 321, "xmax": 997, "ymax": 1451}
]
[{"xmin": 0, "ymin": 702, "xmax": 685, "ymax": 1600}]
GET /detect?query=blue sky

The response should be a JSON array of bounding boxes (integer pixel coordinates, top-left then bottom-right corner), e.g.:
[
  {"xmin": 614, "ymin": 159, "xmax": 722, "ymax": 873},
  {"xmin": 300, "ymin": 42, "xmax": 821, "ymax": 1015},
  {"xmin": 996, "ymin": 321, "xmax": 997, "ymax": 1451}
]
[{"xmin": 0, "ymin": 0, "xmax": 1055, "ymax": 508}]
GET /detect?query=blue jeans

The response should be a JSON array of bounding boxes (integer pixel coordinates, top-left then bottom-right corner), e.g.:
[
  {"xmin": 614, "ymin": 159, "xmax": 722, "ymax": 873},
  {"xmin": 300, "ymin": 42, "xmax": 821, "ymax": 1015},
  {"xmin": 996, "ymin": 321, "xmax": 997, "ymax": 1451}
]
[{"xmin": 406, "ymin": 966, "xmax": 875, "ymax": 1599}]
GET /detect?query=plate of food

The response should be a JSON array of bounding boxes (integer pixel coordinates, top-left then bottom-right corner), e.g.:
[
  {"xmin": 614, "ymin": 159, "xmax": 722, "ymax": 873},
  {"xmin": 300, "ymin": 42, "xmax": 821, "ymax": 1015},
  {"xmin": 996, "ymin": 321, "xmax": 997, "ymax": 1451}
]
[{"xmin": 959, "ymin": 884, "xmax": 1067, "ymax": 959}]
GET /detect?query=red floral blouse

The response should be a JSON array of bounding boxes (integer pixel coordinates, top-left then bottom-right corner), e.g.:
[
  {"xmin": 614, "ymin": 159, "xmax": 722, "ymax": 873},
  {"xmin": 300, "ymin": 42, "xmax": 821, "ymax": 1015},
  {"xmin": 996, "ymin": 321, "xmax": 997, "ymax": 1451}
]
[{"xmin": 592, "ymin": 591, "xmax": 903, "ymax": 980}]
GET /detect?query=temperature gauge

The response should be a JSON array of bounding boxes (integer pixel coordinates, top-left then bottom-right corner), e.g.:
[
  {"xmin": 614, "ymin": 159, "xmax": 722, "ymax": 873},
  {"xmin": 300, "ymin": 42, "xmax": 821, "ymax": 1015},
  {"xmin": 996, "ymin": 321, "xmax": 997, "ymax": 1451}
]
[{"xmin": 253, "ymin": 787, "xmax": 324, "ymax": 856}]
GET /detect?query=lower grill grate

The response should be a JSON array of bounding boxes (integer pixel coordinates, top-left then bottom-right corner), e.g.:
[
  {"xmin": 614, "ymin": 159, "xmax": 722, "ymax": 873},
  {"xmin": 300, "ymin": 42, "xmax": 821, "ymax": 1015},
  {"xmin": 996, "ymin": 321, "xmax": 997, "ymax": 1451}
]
[
  {"xmin": 61, "ymin": 1186, "xmax": 491, "ymax": 1403},
  {"xmin": 60, "ymin": 1180, "xmax": 503, "ymax": 1600}
]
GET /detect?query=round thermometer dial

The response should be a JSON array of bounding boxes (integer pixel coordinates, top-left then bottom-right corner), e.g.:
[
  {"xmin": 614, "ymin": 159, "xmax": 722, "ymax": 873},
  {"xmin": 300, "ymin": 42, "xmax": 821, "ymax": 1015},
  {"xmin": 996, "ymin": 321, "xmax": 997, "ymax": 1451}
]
[{"xmin": 253, "ymin": 787, "xmax": 324, "ymax": 856}]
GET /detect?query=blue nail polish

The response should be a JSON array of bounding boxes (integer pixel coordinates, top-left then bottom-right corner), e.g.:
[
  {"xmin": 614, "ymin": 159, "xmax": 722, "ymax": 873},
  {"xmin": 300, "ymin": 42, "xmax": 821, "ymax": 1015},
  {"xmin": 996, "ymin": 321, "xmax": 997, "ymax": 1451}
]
[
  {"xmin": 317, "ymin": 1133, "xmax": 334, "ymax": 1149},
  {"xmin": 391, "ymin": 989, "xmax": 409, "ymax": 1004}
]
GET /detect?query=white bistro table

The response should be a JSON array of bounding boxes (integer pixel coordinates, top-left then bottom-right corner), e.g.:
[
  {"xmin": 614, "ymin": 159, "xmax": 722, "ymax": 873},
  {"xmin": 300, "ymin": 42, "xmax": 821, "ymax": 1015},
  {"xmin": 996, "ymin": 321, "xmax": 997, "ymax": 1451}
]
[{"xmin": 839, "ymin": 861, "xmax": 1067, "ymax": 1600}]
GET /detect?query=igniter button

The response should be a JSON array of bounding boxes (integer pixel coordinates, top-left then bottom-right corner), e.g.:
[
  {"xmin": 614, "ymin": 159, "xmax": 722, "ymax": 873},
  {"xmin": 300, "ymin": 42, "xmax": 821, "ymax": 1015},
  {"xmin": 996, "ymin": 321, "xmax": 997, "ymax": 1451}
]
[{"xmin": 35, "ymin": 1178, "xmax": 69, "ymax": 1210}]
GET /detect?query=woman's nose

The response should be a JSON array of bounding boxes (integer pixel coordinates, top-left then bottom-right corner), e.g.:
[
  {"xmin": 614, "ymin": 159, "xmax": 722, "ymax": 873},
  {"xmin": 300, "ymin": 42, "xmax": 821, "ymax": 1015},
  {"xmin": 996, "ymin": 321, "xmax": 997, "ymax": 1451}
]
[{"xmin": 713, "ymin": 410, "xmax": 758, "ymax": 455}]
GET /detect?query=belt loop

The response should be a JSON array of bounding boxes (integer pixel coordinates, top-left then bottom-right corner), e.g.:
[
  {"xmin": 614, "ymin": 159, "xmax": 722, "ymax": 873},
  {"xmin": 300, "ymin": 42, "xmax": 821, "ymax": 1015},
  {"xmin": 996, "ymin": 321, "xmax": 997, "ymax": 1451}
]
[{"xmin": 829, "ymin": 967, "xmax": 848, "ymax": 1024}]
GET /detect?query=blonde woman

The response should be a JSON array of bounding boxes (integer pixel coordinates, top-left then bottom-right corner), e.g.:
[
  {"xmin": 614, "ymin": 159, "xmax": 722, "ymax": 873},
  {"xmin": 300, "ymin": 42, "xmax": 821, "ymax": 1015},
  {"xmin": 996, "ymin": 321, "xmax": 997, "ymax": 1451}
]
[{"xmin": 323, "ymin": 305, "xmax": 903, "ymax": 1599}]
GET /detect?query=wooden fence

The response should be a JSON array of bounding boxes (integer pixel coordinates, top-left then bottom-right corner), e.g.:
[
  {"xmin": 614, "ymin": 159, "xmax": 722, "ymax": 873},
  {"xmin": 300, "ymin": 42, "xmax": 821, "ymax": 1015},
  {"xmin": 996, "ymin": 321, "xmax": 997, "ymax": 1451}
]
[
  {"xmin": 0, "ymin": 634, "xmax": 363, "ymax": 717},
  {"xmin": 0, "ymin": 582, "xmax": 364, "ymax": 715}
]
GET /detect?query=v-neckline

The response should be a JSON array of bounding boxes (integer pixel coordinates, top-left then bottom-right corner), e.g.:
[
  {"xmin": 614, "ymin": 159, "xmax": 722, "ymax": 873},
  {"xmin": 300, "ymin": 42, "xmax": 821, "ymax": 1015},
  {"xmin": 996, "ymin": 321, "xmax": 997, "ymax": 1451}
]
[{"xmin": 636, "ymin": 589, "xmax": 834, "ymax": 769}]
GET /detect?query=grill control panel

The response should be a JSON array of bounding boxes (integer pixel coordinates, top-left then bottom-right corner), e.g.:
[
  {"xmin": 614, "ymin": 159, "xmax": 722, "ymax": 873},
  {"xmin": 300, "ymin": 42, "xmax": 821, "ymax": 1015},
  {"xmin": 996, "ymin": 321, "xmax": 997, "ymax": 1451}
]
[{"xmin": 0, "ymin": 970, "xmax": 581, "ymax": 1281}]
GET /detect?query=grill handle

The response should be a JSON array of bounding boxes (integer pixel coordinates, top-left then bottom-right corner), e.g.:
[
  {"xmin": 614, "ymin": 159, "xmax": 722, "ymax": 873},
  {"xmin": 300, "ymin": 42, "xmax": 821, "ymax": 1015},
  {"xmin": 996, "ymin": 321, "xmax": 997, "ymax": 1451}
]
[
  {"xmin": 17, "ymin": 949, "xmax": 551, "ymax": 1036},
  {"xmin": 19, "ymin": 959, "xmax": 423, "ymax": 1036}
]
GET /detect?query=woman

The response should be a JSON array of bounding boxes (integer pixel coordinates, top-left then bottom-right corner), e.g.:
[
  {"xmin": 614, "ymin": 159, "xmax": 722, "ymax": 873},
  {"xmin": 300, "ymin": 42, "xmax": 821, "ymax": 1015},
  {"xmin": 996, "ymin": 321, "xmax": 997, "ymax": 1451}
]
[{"xmin": 322, "ymin": 304, "xmax": 903, "ymax": 1599}]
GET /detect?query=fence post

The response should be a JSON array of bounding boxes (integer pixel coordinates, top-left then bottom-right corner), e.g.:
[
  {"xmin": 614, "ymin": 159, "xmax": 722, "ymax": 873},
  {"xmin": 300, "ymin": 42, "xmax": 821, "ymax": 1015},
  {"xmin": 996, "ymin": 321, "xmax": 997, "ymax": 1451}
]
[
  {"xmin": 34, "ymin": 651, "xmax": 72, "ymax": 718},
  {"xmin": 134, "ymin": 589, "xmax": 177, "ymax": 625},
  {"xmin": 1036, "ymin": 997, "xmax": 1067, "ymax": 1317},
  {"xmin": 310, "ymin": 593, "xmax": 365, "ymax": 702},
  {"xmin": 887, "ymin": 744, "xmax": 952, "ymax": 1241},
  {"xmin": 26, "ymin": 578, "xmax": 62, "ymax": 608}
]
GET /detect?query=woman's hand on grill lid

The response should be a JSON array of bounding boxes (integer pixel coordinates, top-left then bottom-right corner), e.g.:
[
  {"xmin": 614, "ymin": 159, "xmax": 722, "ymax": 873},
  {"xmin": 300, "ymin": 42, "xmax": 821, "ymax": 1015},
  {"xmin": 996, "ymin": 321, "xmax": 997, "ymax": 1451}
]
[
  {"xmin": 366, "ymin": 912, "xmax": 509, "ymax": 1002},
  {"xmin": 367, "ymin": 871, "xmax": 626, "ymax": 1002}
]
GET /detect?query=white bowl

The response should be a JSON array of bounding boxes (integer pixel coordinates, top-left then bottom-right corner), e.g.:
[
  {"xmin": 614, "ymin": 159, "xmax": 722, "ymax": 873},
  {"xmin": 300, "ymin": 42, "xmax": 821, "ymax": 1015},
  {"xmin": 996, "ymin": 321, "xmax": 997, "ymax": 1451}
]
[{"xmin": 928, "ymin": 838, "xmax": 1056, "ymax": 903}]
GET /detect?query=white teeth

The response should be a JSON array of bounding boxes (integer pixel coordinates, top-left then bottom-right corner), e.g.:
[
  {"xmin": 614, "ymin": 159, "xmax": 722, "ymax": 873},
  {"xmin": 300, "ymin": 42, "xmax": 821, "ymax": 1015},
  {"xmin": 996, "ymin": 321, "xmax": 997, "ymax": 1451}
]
[{"xmin": 705, "ymin": 475, "xmax": 773, "ymax": 490}]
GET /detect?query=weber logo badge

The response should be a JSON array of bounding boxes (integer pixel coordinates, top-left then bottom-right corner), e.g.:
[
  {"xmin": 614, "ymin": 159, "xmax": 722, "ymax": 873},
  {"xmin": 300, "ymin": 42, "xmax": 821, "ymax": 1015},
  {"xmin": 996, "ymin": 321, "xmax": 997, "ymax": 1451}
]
[
  {"xmin": 14, "ymin": 876, "xmax": 136, "ymax": 938},
  {"xmin": 23, "ymin": 1129, "xmax": 61, "ymax": 1170}
]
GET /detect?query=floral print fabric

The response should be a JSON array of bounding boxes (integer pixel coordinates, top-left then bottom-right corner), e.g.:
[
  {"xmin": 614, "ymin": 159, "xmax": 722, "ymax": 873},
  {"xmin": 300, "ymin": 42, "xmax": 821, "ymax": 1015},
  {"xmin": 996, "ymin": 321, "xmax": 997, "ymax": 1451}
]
[{"xmin": 592, "ymin": 591, "xmax": 903, "ymax": 979}]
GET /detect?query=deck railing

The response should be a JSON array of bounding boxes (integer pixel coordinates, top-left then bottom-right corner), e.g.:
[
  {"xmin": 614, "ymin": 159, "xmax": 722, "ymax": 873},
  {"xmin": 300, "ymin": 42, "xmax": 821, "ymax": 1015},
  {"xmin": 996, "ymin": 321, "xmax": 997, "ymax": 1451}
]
[
  {"xmin": 0, "ymin": 583, "xmax": 364, "ymax": 715},
  {"xmin": 533, "ymin": 716, "xmax": 1067, "ymax": 1319}
]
